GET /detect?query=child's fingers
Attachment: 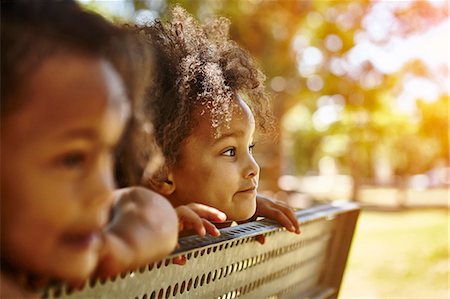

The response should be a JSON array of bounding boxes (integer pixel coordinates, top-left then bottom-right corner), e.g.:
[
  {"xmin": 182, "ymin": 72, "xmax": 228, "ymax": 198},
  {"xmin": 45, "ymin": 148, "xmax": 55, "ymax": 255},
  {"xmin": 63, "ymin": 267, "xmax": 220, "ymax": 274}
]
[
  {"xmin": 255, "ymin": 234, "xmax": 265, "ymax": 244},
  {"xmin": 187, "ymin": 213, "xmax": 207, "ymax": 237},
  {"xmin": 269, "ymin": 208, "xmax": 297, "ymax": 233},
  {"xmin": 172, "ymin": 255, "xmax": 187, "ymax": 265},
  {"xmin": 202, "ymin": 219, "xmax": 220, "ymax": 237},
  {"xmin": 187, "ymin": 203, "xmax": 227, "ymax": 222},
  {"xmin": 177, "ymin": 206, "xmax": 206, "ymax": 236},
  {"xmin": 277, "ymin": 204, "xmax": 301, "ymax": 234},
  {"xmin": 192, "ymin": 218, "xmax": 207, "ymax": 237}
]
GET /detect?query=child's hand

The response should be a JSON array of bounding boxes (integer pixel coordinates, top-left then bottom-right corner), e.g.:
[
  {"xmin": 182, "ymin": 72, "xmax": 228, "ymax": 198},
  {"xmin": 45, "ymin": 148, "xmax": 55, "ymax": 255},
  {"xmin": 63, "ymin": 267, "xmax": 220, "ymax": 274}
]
[
  {"xmin": 95, "ymin": 187, "xmax": 178, "ymax": 278},
  {"xmin": 173, "ymin": 203, "xmax": 226, "ymax": 266},
  {"xmin": 176, "ymin": 203, "xmax": 227, "ymax": 237},
  {"xmin": 255, "ymin": 195, "xmax": 300, "ymax": 234}
]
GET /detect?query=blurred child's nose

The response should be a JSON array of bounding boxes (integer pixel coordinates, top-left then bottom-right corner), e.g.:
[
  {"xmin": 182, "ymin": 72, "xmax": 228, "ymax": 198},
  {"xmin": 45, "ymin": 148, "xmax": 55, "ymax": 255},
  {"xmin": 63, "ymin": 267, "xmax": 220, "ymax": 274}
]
[
  {"xmin": 85, "ymin": 154, "xmax": 115, "ymax": 211},
  {"xmin": 243, "ymin": 154, "xmax": 260, "ymax": 179}
]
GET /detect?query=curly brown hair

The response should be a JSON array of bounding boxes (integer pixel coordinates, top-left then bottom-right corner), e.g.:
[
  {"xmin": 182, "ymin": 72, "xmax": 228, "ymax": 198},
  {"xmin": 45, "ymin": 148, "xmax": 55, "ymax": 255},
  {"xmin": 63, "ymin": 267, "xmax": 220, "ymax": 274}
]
[
  {"xmin": 140, "ymin": 6, "xmax": 274, "ymax": 167},
  {"xmin": 112, "ymin": 27, "xmax": 159, "ymax": 188}
]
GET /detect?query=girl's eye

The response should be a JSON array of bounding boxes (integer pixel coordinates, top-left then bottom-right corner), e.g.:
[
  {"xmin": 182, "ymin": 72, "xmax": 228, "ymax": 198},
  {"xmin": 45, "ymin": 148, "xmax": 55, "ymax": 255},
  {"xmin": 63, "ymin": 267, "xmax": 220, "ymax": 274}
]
[
  {"xmin": 249, "ymin": 143, "xmax": 255, "ymax": 154},
  {"xmin": 222, "ymin": 148, "xmax": 236, "ymax": 157},
  {"xmin": 60, "ymin": 152, "xmax": 87, "ymax": 169}
]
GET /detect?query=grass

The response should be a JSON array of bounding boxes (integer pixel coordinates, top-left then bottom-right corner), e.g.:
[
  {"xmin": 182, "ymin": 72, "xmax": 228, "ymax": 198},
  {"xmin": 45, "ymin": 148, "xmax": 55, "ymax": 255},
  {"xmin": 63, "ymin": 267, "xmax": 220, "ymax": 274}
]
[{"xmin": 339, "ymin": 209, "xmax": 449, "ymax": 299}]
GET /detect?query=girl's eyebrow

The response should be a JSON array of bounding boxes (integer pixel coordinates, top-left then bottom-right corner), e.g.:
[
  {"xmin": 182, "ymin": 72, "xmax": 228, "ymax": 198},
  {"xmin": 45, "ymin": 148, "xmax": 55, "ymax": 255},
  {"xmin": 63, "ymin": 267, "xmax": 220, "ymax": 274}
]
[
  {"xmin": 212, "ymin": 132, "xmax": 241, "ymax": 144},
  {"xmin": 212, "ymin": 129, "xmax": 255, "ymax": 145}
]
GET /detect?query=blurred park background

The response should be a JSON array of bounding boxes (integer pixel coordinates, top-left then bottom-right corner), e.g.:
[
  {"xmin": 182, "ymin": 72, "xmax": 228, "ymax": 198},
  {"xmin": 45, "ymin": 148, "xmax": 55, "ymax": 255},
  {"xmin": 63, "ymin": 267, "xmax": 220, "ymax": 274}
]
[{"xmin": 81, "ymin": 0, "xmax": 449, "ymax": 297}]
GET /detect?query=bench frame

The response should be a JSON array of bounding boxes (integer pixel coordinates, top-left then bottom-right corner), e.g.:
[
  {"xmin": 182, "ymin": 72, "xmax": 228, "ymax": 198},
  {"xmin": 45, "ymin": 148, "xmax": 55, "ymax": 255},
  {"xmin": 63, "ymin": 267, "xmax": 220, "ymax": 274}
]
[{"xmin": 46, "ymin": 202, "xmax": 360, "ymax": 299}]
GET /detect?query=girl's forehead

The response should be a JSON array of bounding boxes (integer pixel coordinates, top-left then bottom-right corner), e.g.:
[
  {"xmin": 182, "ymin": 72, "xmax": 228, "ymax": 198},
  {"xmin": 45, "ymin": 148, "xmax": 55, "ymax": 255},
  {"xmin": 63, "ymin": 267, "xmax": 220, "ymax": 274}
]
[{"xmin": 191, "ymin": 95, "xmax": 255, "ymax": 140}]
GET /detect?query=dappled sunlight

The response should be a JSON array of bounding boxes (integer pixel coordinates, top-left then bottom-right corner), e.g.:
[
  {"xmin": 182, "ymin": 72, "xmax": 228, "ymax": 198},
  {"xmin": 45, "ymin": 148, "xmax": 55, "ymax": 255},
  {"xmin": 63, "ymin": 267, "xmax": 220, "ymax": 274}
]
[{"xmin": 280, "ymin": 1, "xmax": 449, "ymax": 198}]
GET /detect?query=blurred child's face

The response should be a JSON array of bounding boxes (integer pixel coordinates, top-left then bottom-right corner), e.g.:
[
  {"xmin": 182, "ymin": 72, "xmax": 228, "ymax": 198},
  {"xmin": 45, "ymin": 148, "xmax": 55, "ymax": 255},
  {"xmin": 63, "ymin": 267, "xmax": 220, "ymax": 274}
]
[
  {"xmin": 170, "ymin": 96, "xmax": 259, "ymax": 221},
  {"xmin": 0, "ymin": 53, "xmax": 129, "ymax": 282}
]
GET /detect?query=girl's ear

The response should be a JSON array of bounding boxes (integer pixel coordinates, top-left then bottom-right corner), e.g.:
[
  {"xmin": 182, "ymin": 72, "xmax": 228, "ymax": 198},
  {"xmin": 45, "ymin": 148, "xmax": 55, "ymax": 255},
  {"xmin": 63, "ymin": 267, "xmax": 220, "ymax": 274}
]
[{"xmin": 144, "ymin": 167, "xmax": 176, "ymax": 196}]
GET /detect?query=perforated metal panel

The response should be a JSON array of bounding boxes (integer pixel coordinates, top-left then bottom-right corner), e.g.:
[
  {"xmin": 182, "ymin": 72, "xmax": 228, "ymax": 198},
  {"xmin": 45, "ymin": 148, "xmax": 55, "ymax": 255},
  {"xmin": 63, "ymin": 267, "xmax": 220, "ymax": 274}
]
[{"xmin": 44, "ymin": 202, "xmax": 359, "ymax": 299}]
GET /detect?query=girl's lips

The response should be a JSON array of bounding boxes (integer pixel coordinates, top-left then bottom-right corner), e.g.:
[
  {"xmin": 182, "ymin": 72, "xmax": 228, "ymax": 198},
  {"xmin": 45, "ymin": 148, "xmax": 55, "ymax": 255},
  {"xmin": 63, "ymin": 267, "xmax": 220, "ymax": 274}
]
[
  {"xmin": 238, "ymin": 185, "xmax": 257, "ymax": 193},
  {"xmin": 61, "ymin": 231, "xmax": 100, "ymax": 250},
  {"xmin": 236, "ymin": 186, "xmax": 258, "ymax": 198}
]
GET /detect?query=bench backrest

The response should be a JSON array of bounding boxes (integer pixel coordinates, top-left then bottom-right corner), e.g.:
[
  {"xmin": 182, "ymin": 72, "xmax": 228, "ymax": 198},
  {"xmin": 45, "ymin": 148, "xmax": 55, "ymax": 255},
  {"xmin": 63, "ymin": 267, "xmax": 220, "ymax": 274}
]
[{"xmin": 45, "ymin": 202, "xmax": 360, "ymax": 299}]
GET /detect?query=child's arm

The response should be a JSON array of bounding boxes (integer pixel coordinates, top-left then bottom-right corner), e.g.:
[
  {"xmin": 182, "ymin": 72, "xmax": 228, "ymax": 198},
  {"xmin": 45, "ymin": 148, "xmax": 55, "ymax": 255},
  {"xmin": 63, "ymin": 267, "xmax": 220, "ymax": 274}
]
[
  {"xmin": 254, "ymin": 194, "xmax": 300, "ymax": 234},
  {"xmin": 95, "ymin": 187, "xmax": 178, "ymax": 278}
]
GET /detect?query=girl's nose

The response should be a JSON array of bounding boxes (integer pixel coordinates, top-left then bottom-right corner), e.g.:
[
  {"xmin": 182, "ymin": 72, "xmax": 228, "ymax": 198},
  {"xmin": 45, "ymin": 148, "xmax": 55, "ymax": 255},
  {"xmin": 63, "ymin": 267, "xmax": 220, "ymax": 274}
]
[
  {"xmin": 86, "ymin": 155, "xmax": 115, "ymax": 210},
  {"xmin": 244, "ymin": 154, "xmax": 260, "ymax": 179}
]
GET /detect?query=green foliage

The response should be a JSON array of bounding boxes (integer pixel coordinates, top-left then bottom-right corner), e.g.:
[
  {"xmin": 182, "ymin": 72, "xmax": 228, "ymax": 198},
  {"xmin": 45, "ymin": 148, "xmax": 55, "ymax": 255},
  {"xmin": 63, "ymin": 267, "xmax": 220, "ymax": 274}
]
[
  {"xmin": 292, "ymin": 128, "xmax": 323, "ymax": 175},
  {"xmin": 417, "ymin": 95, "xmax": 450, "ymax": 162}
]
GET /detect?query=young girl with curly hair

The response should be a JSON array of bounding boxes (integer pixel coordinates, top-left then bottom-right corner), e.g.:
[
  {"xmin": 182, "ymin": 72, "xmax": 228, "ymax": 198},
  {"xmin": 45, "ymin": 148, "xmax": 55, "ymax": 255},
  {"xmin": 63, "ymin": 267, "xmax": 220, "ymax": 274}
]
[{"xmin": 137, "ymin": 6, "xmax": 300, "ymax": 233}]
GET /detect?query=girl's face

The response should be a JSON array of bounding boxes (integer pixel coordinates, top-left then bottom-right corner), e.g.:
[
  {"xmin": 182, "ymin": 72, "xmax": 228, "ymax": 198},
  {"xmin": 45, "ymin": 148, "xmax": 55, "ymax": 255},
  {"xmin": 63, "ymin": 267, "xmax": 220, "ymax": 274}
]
[
  {"xmin": 0, "ymin": 53, "xmax": 129, "ymax": 283},
  {"xmin": 169, "ymin": 96, "xmax": 259, "ymax": 221}
]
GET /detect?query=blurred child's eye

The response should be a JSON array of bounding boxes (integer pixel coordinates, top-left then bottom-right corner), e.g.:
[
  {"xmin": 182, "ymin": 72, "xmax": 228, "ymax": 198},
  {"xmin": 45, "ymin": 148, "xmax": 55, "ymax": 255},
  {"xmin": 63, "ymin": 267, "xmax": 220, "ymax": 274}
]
[
  {"xmin": 249, "ymin": 143, "xmax": 255, "ymax": 154},
  {"xmin": 222, "ymin": 148, "xmax": 236, "ymax": 157},
  {"xmin": 60, "ymin": 152, "xmax": 87, "ymax": 169}
]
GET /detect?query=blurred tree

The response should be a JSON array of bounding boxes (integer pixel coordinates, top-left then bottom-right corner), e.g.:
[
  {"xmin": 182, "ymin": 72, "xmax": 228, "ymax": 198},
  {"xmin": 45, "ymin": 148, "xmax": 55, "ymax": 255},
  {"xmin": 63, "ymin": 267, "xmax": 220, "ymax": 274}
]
[
  {"xmin": 417, "ymin": 95, "xmax": 449, "ymax": 165},
  {"xmin": 288, "ymin": 1, "xmax": 447, "ymax": 200}
]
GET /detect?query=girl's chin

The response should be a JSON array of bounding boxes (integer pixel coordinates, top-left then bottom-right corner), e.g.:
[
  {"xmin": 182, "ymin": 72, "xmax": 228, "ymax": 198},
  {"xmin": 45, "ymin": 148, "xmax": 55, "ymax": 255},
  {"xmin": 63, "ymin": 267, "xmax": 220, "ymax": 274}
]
[{"xmin": 229, "ymin": 208, "xmax": 256, "ymax": 222}]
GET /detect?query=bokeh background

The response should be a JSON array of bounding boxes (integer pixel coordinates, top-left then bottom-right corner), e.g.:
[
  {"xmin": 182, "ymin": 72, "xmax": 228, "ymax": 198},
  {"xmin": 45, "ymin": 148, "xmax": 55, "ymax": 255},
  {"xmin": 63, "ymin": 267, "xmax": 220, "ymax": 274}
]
[{"xmin": 81, "ymin": 0, "xmax": 449, "ymax": 297}]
